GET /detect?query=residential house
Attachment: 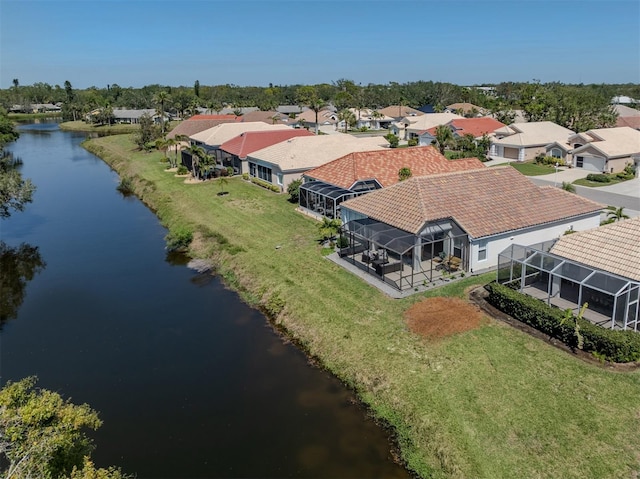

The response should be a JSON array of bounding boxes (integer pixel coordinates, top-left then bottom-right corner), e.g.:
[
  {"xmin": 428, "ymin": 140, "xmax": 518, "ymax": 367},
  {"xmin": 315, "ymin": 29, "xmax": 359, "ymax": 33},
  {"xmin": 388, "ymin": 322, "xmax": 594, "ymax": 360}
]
[
  {"xmin": 296, "ymin": 109, "xmax": 340, "ymax": 133},
  {"xmin": 240, "ymin": 110, "xmax": 296, "ymax": 127},
  {"xmin": 418, "ymin": 117, "xmax": 505, "ymax": 146},
  {"xmin": 277, "ymin": 105, "xmax": 308, "ymax": 116},
  {"xmin": 246, "ymin": 134, "xmax": 387, "ymax": 192},
  {"xmin": 498, "ymin": 217, "xmax": 640, "ymax": 331},
  {"xmin": 300, "ymin": 147, "xmax": 485, "ymax": 218},
  {"xmin": 218, "ymin": 129, "xmax": 314, "ymax": 175},
  {"xmin": 489, "ymin": 121, "xmax": 575, "ymax": 162},
  {"xmin": 403, "ymin": 113, "xmax": 464, "ymax": 140},
  {"xmin": 378, "ymin": 105, "xmax": 424, "ymax": 121},
  {"xmin": 183, "ymin": 122, "xmax": 292, "ymax": 174},
  {"xmin": 614, "ymin": 104, "xmax": 640, "ymax": 130},
  {"xmin": 112, "ymin": 108, "xmax": 165, "ymax": 124},
  {"xmin": 568, "ymin": 127, "xmax": 640, "ymax": 173},
  {"xmin": 445, "ymin": 103, "xmax": 487, "ymax": 117},
  {"xmin": 166, "ymin": 115, "xmax": 240, "ymax": 140},
  {"xmin": 338, "ymin": 167, "xmax": 602, "ymax": 291},
  {"xmin": 343, "ymin": 108, "xmax": 395, "ymax": 130}
]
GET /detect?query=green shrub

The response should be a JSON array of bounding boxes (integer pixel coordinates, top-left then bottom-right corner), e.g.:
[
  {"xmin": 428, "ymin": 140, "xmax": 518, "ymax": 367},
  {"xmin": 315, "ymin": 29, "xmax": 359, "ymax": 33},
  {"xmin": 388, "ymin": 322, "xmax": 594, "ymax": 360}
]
[
  {"xmin": 407, "ymin": 138, "xmax": 418, "ymax": 147},
  {"xmin": 535, "ymin": 154, "xmax": 565, "ymax": 166},
  {"xmin": 265, "ymin": 291, "xmax": 285, "ymax": 317},
  {"xmin": 116, "ymin": 176, "xmax": 133, "ymax": 195},
  {"xmin": 336, "ymin": 235, "xmax": 350, "ymax": 249},
  {"xmin": 165, "ymin": 226, "xmax": 193, "ymax": 252},
  {"xmin": 242, "ymin": 172, "xmax": 249, "ymax": 180},
  {"xmin": 586, "ymin": 173, "xmax": 611, "ymax": 183},
  {"xmin": 485, "ymin": 282, "xmax": 640, "ymax": 363},
  {"xmin": 250, "ymin": 177, "xmax": 281, "ymax": 192},
  {"xmin": 176, "ymin": 165, "xmax": 188, "ymax": 175}
]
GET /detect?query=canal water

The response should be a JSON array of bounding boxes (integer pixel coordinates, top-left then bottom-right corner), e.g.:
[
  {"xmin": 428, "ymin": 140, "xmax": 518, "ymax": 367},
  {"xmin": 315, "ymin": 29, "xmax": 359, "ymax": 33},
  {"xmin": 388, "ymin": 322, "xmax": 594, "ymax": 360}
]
[{"xmin": 0, "ymin": 122, "xmax": 411, "ymax": 478}]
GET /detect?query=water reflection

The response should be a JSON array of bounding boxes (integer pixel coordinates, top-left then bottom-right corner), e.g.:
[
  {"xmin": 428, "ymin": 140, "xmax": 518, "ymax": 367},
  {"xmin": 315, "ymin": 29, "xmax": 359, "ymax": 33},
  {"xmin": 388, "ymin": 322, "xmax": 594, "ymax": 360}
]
[{"xmin": 0, "ymin": 241, "xmax": 46, "ymax": 324}]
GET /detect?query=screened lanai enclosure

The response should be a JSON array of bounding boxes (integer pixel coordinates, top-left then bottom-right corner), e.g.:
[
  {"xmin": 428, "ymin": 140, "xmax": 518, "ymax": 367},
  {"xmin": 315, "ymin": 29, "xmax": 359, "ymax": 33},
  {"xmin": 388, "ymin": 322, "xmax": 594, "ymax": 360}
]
[
  {"xmin": 497, "ymin": 242, "xmax": 640, "ymax": 331},
  {"xmin": 299, "ymin": 181, "xmax": 358, "ymax": 219},
  {"xmin": 339, "ymin": 217, "xmax": 469, "ymax": 291}
]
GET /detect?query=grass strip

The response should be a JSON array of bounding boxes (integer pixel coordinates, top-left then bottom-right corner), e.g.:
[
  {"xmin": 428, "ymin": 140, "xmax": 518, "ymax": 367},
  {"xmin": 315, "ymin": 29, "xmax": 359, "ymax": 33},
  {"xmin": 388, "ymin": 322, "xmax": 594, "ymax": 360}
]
[{"xmin": 84, "ymin": 133, "xmax": 640, "ymax": 479}]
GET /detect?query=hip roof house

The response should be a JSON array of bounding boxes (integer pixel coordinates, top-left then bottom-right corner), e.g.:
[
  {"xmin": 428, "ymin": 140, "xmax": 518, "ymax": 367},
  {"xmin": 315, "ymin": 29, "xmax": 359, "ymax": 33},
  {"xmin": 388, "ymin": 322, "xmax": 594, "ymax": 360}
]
[
  {"xmin": 338, "ymin": 167, "xmax": 603, "ymax": 292},
  {"xmin": 300, "ymin": 146, "xmax": 485, "ymax": 219}
]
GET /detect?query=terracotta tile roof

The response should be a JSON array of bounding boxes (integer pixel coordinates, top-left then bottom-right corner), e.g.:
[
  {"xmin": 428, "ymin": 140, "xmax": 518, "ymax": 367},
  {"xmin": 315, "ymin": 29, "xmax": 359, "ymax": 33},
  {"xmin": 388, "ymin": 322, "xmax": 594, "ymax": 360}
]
[
  {"xmin": 305, "ymin": 146, "xmax": 485, "ymax": 189},
  {"xmin": 492, "ymin": 121, "xmax": 575, "ymax": 147},
  {"xmin": 446, "ymin": 102, "xmax": 486, "ymax": 114},
  {"xmin": 341, "ymin": 167, "xmax": 603, "ymax": 238},
  {"xmin": 240, "ymin": 110, "xmax": 296, "ymax": 126},
  {"xmin": 572, "ymin": 127, "xmax": 640, "ymax": 158},
  {"xmin": 378, "ymin": 105, "xmax": 424, "ymax": 118},
  {"xmin": 617, "ymin": 116, "xmax": 640, "ymax": 129},
  {"xmin": 219, "ymin": 129, "xmax": 314, "ymax": 158},
  {"xmin": 550, "ymin": 217, "xmax": 640, "ymax": 282},
  {"xmin": 448, "ymin": 117, "xmax": 506, "ymax": 137},
  {"xmin": 166, "ymin": 118, "xmax": 240, "ymax": 139},
  {"xmin": 188, "ymin": 114, "xmax": 239, "ymax": 121},
  {"xmin": 190, "ymin": 122, "xmax": 292, "ymax": 146}
]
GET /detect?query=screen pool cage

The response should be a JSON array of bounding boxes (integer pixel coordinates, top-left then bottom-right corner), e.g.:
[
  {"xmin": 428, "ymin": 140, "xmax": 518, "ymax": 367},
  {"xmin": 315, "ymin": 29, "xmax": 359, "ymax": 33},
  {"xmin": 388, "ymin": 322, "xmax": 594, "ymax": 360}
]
[
  {"xmin": 299, "ymin": 181, "xmax": 359, "ymax": 219},
  {"xmin": 497, "ymin": 243, "xmax": 640, "ymax": 331},
  {"xmin": 340, "ymin": 217, "xmax": 469, "ymax": 291}
]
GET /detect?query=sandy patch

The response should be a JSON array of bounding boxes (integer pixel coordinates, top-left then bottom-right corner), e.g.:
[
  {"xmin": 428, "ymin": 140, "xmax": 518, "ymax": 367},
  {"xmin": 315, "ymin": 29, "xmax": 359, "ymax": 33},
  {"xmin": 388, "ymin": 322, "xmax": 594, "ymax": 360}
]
[{"xmin": 405, "ymin": 297, "xmax": 483, "ymax": 340}]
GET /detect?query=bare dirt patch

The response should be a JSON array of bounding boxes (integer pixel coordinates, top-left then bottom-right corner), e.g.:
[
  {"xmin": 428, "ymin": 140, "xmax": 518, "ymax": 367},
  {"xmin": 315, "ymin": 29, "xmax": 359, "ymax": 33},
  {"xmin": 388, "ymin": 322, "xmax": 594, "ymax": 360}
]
[{"xmin": 405, "ymin": 297, "xmax": 484, "ymax": 340}]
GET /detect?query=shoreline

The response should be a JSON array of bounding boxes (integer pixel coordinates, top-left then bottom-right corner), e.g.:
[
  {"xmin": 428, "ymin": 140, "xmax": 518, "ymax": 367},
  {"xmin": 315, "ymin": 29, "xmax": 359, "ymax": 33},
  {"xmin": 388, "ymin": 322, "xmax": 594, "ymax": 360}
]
[{"xmin": 83, "ymin": 133, "xmax": 640, "ymax": 479}]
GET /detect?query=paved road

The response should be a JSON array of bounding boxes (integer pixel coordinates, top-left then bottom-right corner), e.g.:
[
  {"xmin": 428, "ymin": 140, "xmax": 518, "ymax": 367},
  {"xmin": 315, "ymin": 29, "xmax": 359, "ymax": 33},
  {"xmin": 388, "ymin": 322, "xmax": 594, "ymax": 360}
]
[{"xmin": 529, "ymin": 176, "xmax": 640, "ymax": 212}]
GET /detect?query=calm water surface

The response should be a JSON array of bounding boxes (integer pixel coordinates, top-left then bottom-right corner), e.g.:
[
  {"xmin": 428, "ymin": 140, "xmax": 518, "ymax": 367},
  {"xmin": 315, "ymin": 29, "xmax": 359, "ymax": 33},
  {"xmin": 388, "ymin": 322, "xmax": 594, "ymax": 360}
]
[{"xmin": 0, "ymin": 122, "xmax": 411, "ymax": 478}]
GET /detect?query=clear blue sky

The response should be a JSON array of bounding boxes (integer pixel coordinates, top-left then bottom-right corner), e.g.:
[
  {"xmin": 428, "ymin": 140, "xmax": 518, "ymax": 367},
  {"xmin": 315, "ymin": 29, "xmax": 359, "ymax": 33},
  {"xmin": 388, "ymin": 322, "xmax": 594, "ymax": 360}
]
[{"xmin": 1, "ymin": 0, "xmax": 639, "ymax": 89}]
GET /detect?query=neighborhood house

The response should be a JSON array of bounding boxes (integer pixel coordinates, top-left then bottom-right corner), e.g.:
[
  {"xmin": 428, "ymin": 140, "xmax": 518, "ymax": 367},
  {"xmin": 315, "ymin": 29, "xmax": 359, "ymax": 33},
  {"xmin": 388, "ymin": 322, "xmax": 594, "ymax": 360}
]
[
  {"xmin": 300, "ymin": 146, "xmax": 485, "ymax": 219},
  {"xmin": 338, "ymin": 167, "xmax": 603, "ymax": 292}
]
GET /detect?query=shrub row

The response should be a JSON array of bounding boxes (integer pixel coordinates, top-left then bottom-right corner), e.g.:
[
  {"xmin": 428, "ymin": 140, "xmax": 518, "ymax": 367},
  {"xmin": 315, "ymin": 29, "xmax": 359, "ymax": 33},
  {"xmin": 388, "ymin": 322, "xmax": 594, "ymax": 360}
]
[
  {"xmin": 250, "ymin": 177, "xmax": 281, "ymax": 193},
  {"xmin": 586, "ymin": 173, "xmax": 611, "ymax": 183},
  {"xmin": 484, "ymin": 282, "xmax": 640, "ymax": 363}
]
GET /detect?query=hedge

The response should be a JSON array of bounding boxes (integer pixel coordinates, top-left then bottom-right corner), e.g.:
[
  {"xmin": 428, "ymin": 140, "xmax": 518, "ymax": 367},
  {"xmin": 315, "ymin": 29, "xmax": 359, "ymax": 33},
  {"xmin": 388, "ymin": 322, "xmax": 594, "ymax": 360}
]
[
  {"xmin": 250, "ymin": 177, "xmax": 281, "ymax": 193},
  {"xmin": 485, "ymin": 282, "xmax": 640, "ymax": 363}
]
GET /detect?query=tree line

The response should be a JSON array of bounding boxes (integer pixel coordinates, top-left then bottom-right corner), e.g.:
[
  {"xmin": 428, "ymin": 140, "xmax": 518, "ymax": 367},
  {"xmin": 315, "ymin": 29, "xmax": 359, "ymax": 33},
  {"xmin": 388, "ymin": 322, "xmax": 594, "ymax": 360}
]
[{"xmin": 2, "ymin": 79, "xmax": 638, "ymax": 131}]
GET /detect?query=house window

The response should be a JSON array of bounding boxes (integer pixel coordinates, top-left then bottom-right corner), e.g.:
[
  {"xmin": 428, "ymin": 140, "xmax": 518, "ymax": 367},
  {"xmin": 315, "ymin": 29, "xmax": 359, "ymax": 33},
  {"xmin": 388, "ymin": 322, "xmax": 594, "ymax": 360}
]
[
  {"xmin": 551, "ymin": 148, "xmax": 562, "ymax": 159},
  {"xmin": 256, "ymin": 164, "xmax": 272, "ymax": 183},
  {"xmin": 478, "ymin": 241, "xmax": 487, "ymax": 261},
  {"xmin": 576, "ymin": 157, "xmax": 584, "ymax": 168}
]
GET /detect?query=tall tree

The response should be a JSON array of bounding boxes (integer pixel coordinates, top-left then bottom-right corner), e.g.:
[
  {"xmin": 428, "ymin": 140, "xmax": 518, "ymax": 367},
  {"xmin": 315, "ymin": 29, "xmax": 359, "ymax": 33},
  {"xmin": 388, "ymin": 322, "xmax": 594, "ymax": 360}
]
[
  {"xmin": 296, "ymin": 86, "xmax": 326, "ymax": 135},
  {"xmin": 0, "ymin": 377, "xmax": 127, "ymax": 479},
  {"xmin": 434, "ymin": 124, "xmax": 454, "ymax": 155},
  {"xmin": 153, "ymin": 90, "xmax": 170, "ymax": 134},
  {"xmin": 194, "ymin": 80, "xmax": 200, "ymax": 98},
  {"xmin": 337, "ymin": 109, "xmax": 356, "ymax": 132}
]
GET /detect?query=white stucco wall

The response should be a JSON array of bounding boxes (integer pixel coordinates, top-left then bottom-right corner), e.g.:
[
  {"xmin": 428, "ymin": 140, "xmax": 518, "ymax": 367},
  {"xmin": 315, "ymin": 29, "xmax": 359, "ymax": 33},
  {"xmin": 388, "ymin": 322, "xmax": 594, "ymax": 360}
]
[{"xmin": 468, "ymin": 213, "xmax": 601, "ymax": 272}]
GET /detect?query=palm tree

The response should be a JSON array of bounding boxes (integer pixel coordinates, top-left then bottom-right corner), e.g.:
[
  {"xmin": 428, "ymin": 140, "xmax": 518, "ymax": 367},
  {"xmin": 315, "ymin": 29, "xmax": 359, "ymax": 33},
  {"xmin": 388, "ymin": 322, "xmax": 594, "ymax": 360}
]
[
  {"xmin": 153, "ymin": 91, "xmax": 171, "ymax": 134},
  {"xmin": 296, "ymin": 86, "xmax": 326, "ymax": 135},
  {"xmin": 185, "ymin": 144, "xmax": 205, "ymax": 180},
  {"xmin": 605, "ymin": 206, "xmax": 630, "ymax": 222},
  {"xmin": 434, "ymin": 124, "xmax": 454, "ymax": 155},
  {"xmin": 370, "ymin": 110, "xmax": 384, "ymax": 129},
  {"xmin": 337, "ymin": 109, "xmax": 356, "ymax": 133},
  {"xmin": 155, "ymin": 137, "xmax": 170, "ymax": 164}
]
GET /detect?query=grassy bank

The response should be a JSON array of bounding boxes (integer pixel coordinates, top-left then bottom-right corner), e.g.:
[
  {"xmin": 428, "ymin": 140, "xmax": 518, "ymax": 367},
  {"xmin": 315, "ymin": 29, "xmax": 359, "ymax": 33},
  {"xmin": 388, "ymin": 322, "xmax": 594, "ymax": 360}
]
[{"xmin": 85, "ymin": 134, "xmax": 640, "ymax": 479}]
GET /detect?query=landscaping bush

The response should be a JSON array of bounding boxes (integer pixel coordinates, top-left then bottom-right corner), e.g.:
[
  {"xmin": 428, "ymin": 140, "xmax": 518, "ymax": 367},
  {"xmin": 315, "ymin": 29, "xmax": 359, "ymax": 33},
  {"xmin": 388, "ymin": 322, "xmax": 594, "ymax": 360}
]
[
  {"xmin": 485, "ymin": 282, "xmax": 640, "ymax": 363},
  {"xmin": 176, "ymin": 165, "xmax": 188, "ymax": 175},
  {"xmin": 165, "ymin": 226, "xmax": 193, "ymax": 252},
  {"xmin": 586, "ymin": 173, "xmax": 611, "ymax": 183},
  {"xmin": 250, "ymin": 177, "xmax": 281, "ymax": 192},
  {"xmin": 534, "ymin": 154, "xmax": 565, "ymax": 166}
]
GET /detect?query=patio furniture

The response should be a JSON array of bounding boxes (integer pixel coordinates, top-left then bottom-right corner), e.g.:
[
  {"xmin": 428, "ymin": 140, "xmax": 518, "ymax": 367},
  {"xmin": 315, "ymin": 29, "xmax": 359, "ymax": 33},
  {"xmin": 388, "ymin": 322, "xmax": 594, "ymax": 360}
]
[
  {"xmin": 375, "ymin": 260, "xmax": 402, "ymax": 276},
  {"xmin": 445, "ymin": 256, "xmax": 462, "ymax": 272}
]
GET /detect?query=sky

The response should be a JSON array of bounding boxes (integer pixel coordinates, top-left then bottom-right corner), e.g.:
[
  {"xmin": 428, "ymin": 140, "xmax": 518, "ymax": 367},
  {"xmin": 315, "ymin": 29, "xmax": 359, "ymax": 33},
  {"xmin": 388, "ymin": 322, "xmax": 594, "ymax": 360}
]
[{"xmin": 1, "ymin": 0, "xmax": 639, "ymax": 89}]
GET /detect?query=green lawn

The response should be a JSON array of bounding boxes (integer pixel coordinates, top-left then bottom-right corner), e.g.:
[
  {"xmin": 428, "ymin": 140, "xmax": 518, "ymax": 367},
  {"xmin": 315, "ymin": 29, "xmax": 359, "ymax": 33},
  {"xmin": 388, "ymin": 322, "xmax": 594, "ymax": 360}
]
[
  {"xmin": 60, "ymin": 120, "xmax": 179, "ymax": 134},
  {"xmin": 85, "ymin": 134, "xmax": 640, "ymax": 479},
  {"xmin": 509, "ymin": 162, "xmax": 557, "ymax": 176},
  {"xmin": 573, "ymin": 177, "xmax": 629, "ymax": 188}
]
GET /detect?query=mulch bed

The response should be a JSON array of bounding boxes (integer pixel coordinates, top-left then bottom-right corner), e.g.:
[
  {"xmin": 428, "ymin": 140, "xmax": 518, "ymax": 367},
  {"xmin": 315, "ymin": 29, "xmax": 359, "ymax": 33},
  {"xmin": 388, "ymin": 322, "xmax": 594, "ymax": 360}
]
[{"xmin": 405, "ymin": 297, "xmax": 484, "ymax": 340}]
